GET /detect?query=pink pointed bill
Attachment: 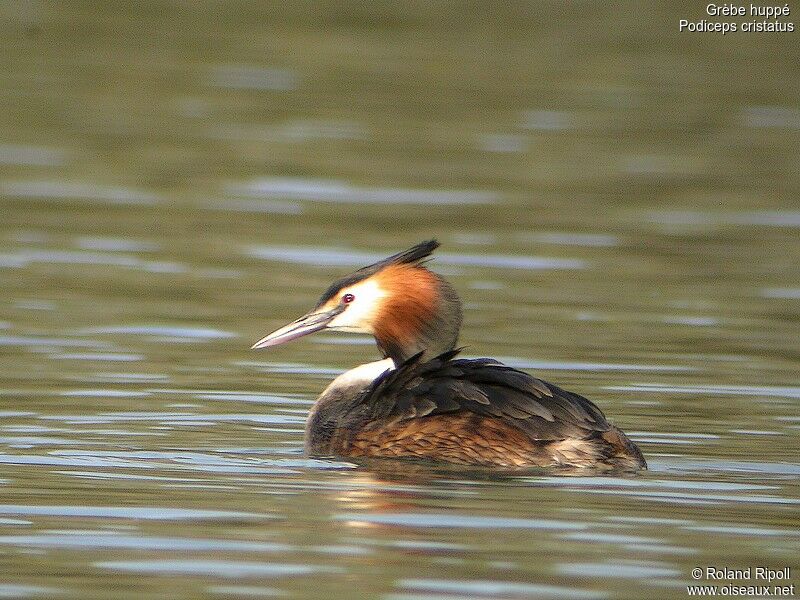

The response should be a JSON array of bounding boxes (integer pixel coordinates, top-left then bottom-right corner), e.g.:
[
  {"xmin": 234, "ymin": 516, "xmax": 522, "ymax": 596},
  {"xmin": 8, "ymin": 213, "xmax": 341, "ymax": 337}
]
[{"xmin": 251, "ymin": 306, "xmax": 343, "ymax": 349}]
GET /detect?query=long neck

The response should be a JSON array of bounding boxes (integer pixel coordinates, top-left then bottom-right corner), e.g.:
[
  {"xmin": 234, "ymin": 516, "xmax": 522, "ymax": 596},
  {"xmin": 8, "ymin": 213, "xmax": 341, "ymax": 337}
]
[{"xmin": 374, "ymin": 271, "xmax": 462, "ymax": 364}]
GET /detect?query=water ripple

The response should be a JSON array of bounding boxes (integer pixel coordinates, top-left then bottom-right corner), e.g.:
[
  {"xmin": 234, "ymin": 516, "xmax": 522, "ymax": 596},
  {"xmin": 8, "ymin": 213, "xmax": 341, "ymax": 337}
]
[
  {"xmin": 0, "ymin": 505, "xmax": 267, "ymax": 520},
  {"xmin": 646, "ymin": 209, "xmax": 800, "ymax": 228},
  {"xmin": 0, "ymin": 336, "xmax": 110, "ymax": 349},
  {"xmin": 75, "ymin": 236, "xmax": 159, "ymax": 252},
  {"xmin": 0, "ymin": 249, "xmax": 185, "ymax": 273},
  {"xmin": 0, "ymin": 144, "xmax": 67, "ymax": 166},
  {"xmin": 230, "ymin": 177, "xmax": 498, "ymax": 205},
  {"xmin": 335, "ymin": 513, "xmax": 586, "ymax": 530},
  {"xmin": 95, "ymin": 560, "xmax": 338, "ymax": 578},
  {"xmin": 0, "ymin": 584, "xmax": 60, "ymax": 598},
  {"xmin": 556, "ymin": 561, "xmax": 680, "ymax": 579},
  {"xmin": 78, "ymin": 325, "xmax": 237, "ymax": 341},
  {"xmin": 207, "ymin": 65, "xmax": 298, "ymax": 91},
  {"xmin": 493, "ymin": 357, "xmax": 693, "ymax": 373},
  {"xmin": 761, "ymin": 287, "xmax": 800, "ymax": 300},
  {"xmin": 397, "ymin": 578, "xmax": 606, "ymax": 599},
  {"xmin": 248, "ymin": 245, "xmax": 585, "ymax": 271},
  {"xmin": 606, "ymin": 383, "xmax": 800, "ymax": 399},
  {"xmin": 0, "ymin": 534, "xmax": 289, "ymax": 552},
  {"xmin": 0, "ymin": 181, "xmax": 159, "ymax": 205},
  {"xmin": 40, "ymin": 412, "xmax": 304, "ymax": 425}
]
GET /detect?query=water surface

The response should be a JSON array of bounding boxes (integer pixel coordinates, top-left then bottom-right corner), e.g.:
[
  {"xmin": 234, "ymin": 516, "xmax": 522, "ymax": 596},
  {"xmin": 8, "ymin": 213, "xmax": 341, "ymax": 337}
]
[{"xmin": 0, "ymin": 2, "xmax": 798, "ymax": 599}]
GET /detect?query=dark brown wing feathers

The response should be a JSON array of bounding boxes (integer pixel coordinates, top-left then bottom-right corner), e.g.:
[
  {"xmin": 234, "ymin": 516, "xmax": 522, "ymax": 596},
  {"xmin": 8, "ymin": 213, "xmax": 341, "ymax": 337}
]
[{"xmin": 352, "ymin": 350, "xmax": 613, "ymax": 442}]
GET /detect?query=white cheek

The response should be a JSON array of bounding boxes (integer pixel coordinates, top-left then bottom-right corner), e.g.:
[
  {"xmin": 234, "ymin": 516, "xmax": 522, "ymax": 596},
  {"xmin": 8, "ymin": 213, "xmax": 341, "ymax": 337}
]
[{"xmin": 327, "ymin": 279, "xmax": 386, "ymax": 332}]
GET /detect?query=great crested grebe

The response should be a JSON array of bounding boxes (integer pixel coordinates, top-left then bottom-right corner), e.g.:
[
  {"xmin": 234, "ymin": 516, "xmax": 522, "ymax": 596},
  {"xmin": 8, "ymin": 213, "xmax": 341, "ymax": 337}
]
[{"xmin": 252, "ymin": 241, "xmax": 646, "ymax": 470}]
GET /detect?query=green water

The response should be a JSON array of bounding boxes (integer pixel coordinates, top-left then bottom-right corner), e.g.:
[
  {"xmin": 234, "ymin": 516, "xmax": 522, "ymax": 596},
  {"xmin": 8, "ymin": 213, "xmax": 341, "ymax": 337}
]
[{"xmin": 0, "ymin": 2, "xmax": 798, "ymax": 599}]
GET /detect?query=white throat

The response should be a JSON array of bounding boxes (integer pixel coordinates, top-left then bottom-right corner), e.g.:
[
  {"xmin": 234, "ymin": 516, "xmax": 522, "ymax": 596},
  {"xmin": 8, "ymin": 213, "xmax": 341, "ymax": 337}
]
[{"xmin": 323, "ymin": 358, "xmax": 394, "ymax": 393}]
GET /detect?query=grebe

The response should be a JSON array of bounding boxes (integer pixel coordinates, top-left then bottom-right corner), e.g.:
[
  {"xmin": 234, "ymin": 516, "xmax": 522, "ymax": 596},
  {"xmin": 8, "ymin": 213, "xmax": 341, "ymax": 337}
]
[{"xmin": 252, "ymin": 241, "xmax": 646, "ymax": 470}]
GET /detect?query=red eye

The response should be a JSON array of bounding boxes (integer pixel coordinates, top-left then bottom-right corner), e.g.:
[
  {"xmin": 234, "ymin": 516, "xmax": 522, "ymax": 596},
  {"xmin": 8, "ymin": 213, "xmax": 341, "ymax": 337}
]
[{"xmin": 342, "ymin": 293, "xmax": 355, "ymax": 304}]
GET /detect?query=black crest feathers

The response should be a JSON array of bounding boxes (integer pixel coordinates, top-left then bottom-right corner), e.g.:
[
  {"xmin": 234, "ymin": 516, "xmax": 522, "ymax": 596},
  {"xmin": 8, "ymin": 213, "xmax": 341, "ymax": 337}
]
[{"xmin": 315, "ymin": 240, "xmax": 439, "ymax": 307}]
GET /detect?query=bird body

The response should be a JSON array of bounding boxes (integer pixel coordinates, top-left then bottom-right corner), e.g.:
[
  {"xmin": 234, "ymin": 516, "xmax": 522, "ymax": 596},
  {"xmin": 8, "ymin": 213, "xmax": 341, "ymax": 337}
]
[{"xmin": 253, "ymin": 241, "xmax": 646, "ymax": 471}]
